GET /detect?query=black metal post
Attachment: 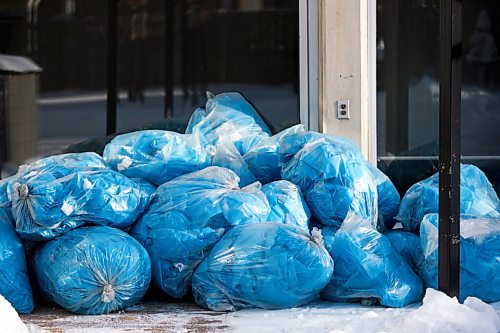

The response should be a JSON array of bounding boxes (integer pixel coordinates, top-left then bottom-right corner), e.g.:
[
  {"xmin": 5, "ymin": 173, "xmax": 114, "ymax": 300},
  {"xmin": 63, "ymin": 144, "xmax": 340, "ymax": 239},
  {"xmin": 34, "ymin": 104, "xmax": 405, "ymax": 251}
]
[
  {"xmin": 438, "ymin": 0, "xmax": 462, "ymax": 298},
  {"xmin": 164, "ymin": 0, "xmax": 175, "ymax": 118},
  {"xmin": 106, "ymin": 0, "xmax": 118, "ymax": 135},
  {"xmin": 0, "ymin": 76, "xmax": 7, "ymax": 176},
  {"xmin": 180, "ymin": 0, "xmax": 189, "ymax": 101}
]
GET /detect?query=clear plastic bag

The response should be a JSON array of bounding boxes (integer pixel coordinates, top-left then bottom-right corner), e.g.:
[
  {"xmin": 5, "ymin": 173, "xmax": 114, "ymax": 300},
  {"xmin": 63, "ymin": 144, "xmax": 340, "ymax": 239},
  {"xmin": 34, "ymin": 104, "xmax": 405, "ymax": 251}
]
[
  {"xmin": 282, "ymin": 136, "xmax": 377, "ymax": 229},
  {"xmin": 0, "ymin": 219, "xmax": 34, "ymax": 314},
  {"xmin": 261, "ymin": 180, "xmax": 310, "ymax": 231},
  {"xmin": 397, "ymin": 164, "xmax": 499, "ymax": 232},
  {"xmin": 8, "ymin": 153, "xmax": 151, "ymax": 241},
  {"xmin": 33, "ymin": 226, "xmax": 151, "ymax": 315},
  {"xmin": 0, "ymin": 177, "xmax": 14, "ymax": 224},
  {"xmin": 185, "ymin": 107, "xmax": 207, "ymax": 134},
  {"xmin": 385, "ymin": 229, "xmax": 424, "ymax": 275},
  {"xmin": 419, "ymin": 213, "xmax": 500, "ymax": 303},
  {"xmin": 25, "ymin": 152, "xmax": 109, "ymax": 171},
  {"xmin": 186, "ymin": 92, "xmax": 271, "ymax": 155},
  {"xmin": 130, "ymin": 166, "xmax": 270, "ymax": 298},
  {"xmin": 366, "ymin": 163, "xmax": 401, "ymax": 231},
  {"xmin": 320, "ymin": 215, "xmax": 423, "ymax": 307},
  {"xmin": 130, "ymin": 178, "xmax": 157, "ymax": 197},
  {"xmin": 243, "ymin": 124, "xmax": 305, "ymax": 184},
  {"xmin": 212, "ymin": 140, "xmax": 257, "ymax": 187},
  {"xmin": 192, "ymin": 223, "xmax": 333, "ymax": 311},
  {"xmin": 103, "ymin": 130, "xmax": 213, "ymax": 186},
  {"xmin": 279, "ymin": 131, "xmax": 360, "ymax": 165}
]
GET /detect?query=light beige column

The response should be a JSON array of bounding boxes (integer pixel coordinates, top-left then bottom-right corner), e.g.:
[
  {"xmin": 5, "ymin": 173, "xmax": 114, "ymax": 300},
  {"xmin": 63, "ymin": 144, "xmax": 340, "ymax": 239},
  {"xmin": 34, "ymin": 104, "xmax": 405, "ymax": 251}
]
[{"xmin": 318, "ymin": 0, "xmax": 375, "ymax": 162}]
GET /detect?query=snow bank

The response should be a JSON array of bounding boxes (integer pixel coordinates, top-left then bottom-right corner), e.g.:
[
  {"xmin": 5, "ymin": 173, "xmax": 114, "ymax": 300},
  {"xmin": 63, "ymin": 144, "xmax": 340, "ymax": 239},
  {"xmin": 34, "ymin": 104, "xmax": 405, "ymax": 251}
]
[
  {"xmin": 224, "ymin": 289, "xmax": 499, "ymax": 333},
  {"xmin": 0, "ymin": 294, "xmax": 29, "ymax": 333},
  {"xmin": 400, "ymin": 288, "xmax": 500, "ymax": 333}
]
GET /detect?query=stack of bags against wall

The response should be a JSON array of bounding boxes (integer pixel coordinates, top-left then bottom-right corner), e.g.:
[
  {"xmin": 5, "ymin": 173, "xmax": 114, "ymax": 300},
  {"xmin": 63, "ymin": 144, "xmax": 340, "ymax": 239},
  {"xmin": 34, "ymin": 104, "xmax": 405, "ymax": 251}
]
[
  {"xmin": 0, "ymin": 153, "xmax": 155, "ymax": 315},
  {"xmin": 125, "ymin": 92, "xmax": 332, "ymax": 311},
  {"xmin": 276, "ymin": 130, "xmax": 424, "ymax": 307},
  {"xmin": 394, "ymin": 164, "xmax": 500, "ymax": 303}
]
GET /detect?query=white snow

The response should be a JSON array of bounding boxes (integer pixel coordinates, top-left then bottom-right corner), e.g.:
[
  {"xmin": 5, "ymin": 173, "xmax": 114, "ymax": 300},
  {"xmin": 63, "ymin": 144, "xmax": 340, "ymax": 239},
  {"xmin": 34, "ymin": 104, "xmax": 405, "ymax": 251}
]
[
  {"xmin": 400, "ymin": 289, "xmax": 500, "ymax": 333},
  {"xmin": 0, "ymin": 294, "xmax": 29, "ymax": 333},
  {"xmin": 225, "ymin": 289, "xmax": 500, "ymax": 333},
  {"xmin": 21, "ymin": 289, "xmax": 500, "ymax": 333}
]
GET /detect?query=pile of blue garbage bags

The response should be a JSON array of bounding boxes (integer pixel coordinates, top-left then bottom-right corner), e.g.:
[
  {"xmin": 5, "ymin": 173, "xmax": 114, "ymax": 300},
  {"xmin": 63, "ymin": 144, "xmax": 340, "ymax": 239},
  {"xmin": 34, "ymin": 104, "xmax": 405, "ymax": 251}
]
[{"xmin": 0, "ymin": 91, "xmax": 498, "ymax": 316}]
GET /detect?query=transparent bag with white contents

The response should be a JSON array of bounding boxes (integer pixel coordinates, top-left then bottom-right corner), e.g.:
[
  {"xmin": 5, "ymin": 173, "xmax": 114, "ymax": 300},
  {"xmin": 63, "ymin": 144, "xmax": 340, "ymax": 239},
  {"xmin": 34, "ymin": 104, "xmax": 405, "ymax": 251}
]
[{"xmin": 186, "ymin": 92, "xmax": 271, "ymax": 155}]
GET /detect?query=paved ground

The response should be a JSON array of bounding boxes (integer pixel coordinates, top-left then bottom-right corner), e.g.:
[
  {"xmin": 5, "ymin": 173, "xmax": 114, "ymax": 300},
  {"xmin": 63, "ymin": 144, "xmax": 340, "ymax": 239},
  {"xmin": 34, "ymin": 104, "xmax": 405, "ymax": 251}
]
[
  {"xmin": 20, "ymin": 298, "xmax": 500, "ymax": 333},
  {"xmin": 22, "ymin": 302, "xmax": 230, "ymax": 333}
]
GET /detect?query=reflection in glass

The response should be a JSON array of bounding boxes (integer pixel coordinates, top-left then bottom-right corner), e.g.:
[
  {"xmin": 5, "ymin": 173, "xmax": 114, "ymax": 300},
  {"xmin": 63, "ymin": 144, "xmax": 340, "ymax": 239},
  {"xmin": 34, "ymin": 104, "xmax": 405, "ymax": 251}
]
[
  {"xmin": 0, "ymin": 0, "xmax": 300, "ymax": 173},
  {"xmin": 377, "ymin": 0, "xmax": 500, "ymax": 195}
]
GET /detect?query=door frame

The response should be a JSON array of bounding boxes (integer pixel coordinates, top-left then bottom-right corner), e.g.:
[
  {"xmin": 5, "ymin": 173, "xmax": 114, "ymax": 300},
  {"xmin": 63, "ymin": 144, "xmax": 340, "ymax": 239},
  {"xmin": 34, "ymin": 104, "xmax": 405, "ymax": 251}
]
[{"xmin": 299, "ymin": 0, "xmax": 319, "ymax": 132}]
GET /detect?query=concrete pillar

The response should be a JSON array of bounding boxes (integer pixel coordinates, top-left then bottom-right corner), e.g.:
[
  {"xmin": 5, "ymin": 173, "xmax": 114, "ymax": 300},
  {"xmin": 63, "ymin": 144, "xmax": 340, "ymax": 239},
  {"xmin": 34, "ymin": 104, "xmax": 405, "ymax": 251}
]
[{"xmin": 318, "ymin": 0, "xmax": 376, "ymax": 162}]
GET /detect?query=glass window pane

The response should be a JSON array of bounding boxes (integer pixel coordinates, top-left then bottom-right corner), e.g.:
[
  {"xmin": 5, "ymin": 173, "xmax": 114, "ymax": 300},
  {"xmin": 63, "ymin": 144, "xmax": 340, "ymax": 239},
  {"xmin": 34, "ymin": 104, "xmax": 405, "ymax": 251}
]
[
  {"xmin": 0, "ymin": 0, "xmax": 300, "ymax": 175},
  {"xmin": 461, "ymin": 1, "xmax": 500, "ymax": 194},
  {"xmin": 376, "ymin": 0, "xmax": 440, "ymax": 194},
  {"xmin": 116, "ymin": 0, "xmax": 300, "ymax": 134},
  {"xmin": 377, "ymin": 0, "xmax": 499, "ymax": 195}
]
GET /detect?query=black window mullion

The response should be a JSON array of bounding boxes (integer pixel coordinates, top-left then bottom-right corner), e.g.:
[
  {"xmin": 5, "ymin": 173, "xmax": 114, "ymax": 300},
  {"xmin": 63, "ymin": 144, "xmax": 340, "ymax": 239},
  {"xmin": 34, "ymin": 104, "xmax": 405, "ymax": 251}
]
[
  {"xmin": 106, "ymin": 0, "xmax": 118, "ymax": 135},
  {"xmin": 438, "ymin": 0, "xmax": 462, "ymax": 299}
]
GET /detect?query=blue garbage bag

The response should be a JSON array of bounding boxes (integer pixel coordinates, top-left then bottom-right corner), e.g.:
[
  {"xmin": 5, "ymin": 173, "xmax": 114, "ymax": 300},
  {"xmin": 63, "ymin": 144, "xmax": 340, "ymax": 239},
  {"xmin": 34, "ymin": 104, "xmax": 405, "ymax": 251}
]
[
  {"xmin": 419, "ymin": 213, "xmax": 500, "ymax": 303},
  {"xmin": 33, "ymin": 226, "xmax": 151, "ymax": 315},
  {"xmin": 25, "ymin": 152, "xmax": 109, "ymax": 171},
  {"xmin": 8, "ymin": 153, "xmax": 151, "ymax": 241},
  {"xmin": 397, "ymin": 164, "xmax": 499, "ymax": 233},
  {"xmin": 0, "ymin": 177, "xmax": 14, "ymax": 224},
  {"xmin": 212, "ymin": 141, "xmax": 257, "ymax": 187},
  {"xmin": 243, "ymin": 125, "xmax": 305, "ymax": 184},
  {"xmin": 186, "ymin": 92, "xmax": 271, "ymax": 155},
  {"xmin": 321, "ymin": 215, "xmax": 423, "ymax": 307},
  {"xmin": 261, "ymin": 180, "xmax": 310, "ymax": 231},
  {"xmin": 0, "ymin": 219, "xmax": 34, "ymax": 314},
  {"xmin": 367, "ymin": 163, "xmax": 400, "ymax": 231},
  {"xmin": 192, "ymin": 223, "xmax": 333, "ymax": 311},
  {"xmin": 103, "ymin": 130, "xmax": 212, "ymax": 186},
  {"xmin": 279, "ymin": 131, "xmax": 361, "ymax": 164},
  {"xmin": 281, "ymin": 135, "xmax": 377, "ymax": 229},
  {"xmin": 130, "ymin": 178, "xmax": 157, "ymax": 197},
  {"xmin": 385, "ymin": 230, "xmax": 424, "ymax": 275},
  {"xmin": 131, "ymin": 166, "xmax": 270, "ymax": 298}
]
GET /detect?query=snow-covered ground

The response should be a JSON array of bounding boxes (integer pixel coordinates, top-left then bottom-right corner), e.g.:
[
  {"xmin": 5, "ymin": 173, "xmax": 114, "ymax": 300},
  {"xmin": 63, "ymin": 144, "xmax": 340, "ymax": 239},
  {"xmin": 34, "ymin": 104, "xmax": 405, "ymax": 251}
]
[{"xmin": 10, "ymin": 289, "xmax": 500, "ymax": 333}]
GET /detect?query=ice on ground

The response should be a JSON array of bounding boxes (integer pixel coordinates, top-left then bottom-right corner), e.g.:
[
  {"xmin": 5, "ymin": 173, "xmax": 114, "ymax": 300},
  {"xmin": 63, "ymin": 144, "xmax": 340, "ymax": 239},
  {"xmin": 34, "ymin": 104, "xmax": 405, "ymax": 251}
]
[{"xmin": 0, "ymin": 294, "xmax": 29, "ymax": 333}]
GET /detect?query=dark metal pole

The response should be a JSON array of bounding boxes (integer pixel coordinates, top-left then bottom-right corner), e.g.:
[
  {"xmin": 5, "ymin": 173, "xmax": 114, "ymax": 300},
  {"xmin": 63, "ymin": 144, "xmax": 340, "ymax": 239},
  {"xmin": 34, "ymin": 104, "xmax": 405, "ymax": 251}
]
[
  {"xmin": 164, "ymin": 0, "xmax": 175, "ymax": 118},
  {"xmin": 106, "ymin": 0, "xmax": 118, "ymax": 135},
  {"xmin": 0, "ymin": 76, "xmax": 7, "ymax": 176},
  {"xmin": 438, "ymin": 0, "xmax": 462, "ymax": 298},
  {"xmin": 180, "ymin": 0, "xmax": 188, "ymax": 101}
]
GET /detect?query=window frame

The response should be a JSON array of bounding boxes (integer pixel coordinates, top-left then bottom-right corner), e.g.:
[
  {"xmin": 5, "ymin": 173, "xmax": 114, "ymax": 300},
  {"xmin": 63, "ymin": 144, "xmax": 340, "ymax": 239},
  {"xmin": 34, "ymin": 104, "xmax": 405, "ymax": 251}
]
[{"xmin": 299, "ymin": 0, "xmax": 319, "ymax": 131}]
